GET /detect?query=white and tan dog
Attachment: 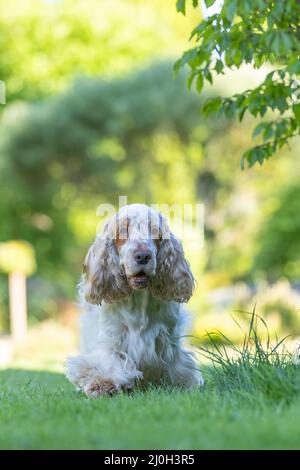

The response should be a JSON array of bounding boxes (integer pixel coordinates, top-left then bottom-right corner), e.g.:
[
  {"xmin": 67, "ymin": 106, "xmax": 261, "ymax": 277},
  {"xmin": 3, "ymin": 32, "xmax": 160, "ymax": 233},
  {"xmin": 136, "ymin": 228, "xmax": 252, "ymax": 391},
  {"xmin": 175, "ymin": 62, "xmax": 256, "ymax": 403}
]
[{"xmin": 66, "ymin": 204, "xmax": 203, "ymax": 396}]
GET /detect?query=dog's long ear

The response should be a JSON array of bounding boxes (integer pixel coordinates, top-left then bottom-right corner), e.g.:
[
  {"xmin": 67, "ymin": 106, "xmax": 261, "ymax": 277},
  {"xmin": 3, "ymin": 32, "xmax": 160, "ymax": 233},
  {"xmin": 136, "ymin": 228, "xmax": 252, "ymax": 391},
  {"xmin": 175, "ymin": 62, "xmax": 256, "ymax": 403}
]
[
  {"xmin": 82, "ymin": 223, "xmax": 131, "ymax": 305},
  {"xmin": 150, "ymin": 233, "xmax": 195, "ymax": 303}
]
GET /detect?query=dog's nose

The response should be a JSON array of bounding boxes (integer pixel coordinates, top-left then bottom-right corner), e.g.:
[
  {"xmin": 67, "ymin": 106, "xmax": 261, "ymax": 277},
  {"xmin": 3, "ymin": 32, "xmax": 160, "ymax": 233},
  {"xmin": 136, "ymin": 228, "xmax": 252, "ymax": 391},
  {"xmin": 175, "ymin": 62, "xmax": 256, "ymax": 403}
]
[{"xmin": 134, "ymin": 251, "xmax": 152, "ymax": 265}]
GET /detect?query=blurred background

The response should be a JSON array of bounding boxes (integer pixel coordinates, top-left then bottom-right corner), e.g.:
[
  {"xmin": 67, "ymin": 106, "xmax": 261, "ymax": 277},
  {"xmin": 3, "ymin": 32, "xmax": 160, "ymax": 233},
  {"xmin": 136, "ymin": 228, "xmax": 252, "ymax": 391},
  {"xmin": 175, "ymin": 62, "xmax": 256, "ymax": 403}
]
[{"xmin": 0, "ymin": 0, "xmax": 299, "ymax": 370}]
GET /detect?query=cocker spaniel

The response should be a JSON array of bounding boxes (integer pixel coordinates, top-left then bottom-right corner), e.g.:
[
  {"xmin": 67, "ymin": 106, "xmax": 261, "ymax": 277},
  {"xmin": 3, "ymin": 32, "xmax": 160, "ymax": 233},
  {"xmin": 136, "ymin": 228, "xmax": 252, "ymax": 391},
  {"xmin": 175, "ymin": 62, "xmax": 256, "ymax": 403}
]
[{"xmin": 66, "ymin": 204, "xmax": 203, "ymax": 396}]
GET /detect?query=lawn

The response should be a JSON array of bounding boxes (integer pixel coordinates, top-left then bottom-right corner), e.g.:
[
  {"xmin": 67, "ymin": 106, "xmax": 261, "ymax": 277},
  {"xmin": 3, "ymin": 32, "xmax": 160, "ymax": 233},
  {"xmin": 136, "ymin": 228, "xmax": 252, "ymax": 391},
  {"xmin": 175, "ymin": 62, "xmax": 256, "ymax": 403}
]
[{"xmin": 0, "ymin": 320, "xmax": 300, "ymax": 450}]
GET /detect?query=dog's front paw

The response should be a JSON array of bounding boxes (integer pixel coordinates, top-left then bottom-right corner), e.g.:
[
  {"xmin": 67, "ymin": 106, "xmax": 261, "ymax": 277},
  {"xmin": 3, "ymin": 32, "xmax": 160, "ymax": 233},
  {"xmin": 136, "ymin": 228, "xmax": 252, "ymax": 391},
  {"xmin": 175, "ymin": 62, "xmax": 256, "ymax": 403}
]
[{"xmin": 84, "ymin": 379, "xmax": 118, "ymax": 397}]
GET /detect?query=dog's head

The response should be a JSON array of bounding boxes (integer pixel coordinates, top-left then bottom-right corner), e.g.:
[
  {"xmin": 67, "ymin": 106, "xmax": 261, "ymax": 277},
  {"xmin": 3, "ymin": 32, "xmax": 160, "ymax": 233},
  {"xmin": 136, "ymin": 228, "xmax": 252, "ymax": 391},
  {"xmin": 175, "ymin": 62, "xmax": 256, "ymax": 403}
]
[{"xmin": 83, "ymin": 204, "xmax": 195, "ymax": 304}]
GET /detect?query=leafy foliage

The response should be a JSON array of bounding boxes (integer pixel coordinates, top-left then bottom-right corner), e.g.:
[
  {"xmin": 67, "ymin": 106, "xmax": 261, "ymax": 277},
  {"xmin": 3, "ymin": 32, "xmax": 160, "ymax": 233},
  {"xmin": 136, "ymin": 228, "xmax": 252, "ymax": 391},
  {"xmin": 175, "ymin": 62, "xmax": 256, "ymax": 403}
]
[{"xmin": 176, "ymin": 0, "xmax": 300, "ymax": 167}]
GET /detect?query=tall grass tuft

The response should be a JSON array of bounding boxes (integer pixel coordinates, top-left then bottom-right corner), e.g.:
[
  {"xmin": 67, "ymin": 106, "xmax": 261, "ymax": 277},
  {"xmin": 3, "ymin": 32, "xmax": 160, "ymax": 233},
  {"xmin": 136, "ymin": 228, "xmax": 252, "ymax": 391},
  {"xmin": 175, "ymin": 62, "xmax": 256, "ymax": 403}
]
[{"xmin": 196, "ymin": 307, "xmax": 300, "ymax": 404}]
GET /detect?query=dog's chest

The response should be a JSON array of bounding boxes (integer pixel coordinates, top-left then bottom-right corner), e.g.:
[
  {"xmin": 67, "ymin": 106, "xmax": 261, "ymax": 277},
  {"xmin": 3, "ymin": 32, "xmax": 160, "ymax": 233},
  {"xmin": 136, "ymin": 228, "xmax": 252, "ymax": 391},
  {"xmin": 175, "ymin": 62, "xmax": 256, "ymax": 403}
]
[{"xmin": 117, "ymin": 292, "xmax": 174, "ymax": 373}]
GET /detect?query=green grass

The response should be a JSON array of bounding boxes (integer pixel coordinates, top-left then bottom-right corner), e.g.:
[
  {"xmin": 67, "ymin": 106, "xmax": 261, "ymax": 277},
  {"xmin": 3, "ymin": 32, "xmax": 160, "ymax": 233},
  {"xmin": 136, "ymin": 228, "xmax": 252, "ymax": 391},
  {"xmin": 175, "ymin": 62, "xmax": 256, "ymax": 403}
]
[
  {"xmin": 1, "ymin": 367, "xmax": 300, "ymax": 450},
  {"xmin": 0, "ymin": 313, "xmax": 300, "ymax": 450}
]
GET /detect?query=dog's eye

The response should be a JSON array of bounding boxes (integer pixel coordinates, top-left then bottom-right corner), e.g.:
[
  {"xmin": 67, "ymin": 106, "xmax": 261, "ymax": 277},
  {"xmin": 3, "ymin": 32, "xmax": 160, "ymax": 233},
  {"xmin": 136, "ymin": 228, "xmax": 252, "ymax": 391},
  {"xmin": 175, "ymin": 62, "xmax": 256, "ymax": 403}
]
[{"xmin": 151, "ymin": 227, "xmax": 161, "ymax": 240}]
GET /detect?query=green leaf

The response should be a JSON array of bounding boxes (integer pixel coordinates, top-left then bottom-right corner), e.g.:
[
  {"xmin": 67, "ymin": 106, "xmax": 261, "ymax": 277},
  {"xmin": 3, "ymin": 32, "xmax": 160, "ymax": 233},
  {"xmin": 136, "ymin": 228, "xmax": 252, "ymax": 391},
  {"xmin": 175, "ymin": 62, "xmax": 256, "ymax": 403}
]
[
  {"xmin": 221, "ymin": 0, "xmax": 237, "ymax": 22},
  {"xmin": 177, "ymin": 48, "xmax": 199, "ymax": 70},
  {"xmin": 223, "ymin": 100, "xmax": 236, "ymax": 118},
  {"xmin": 204, "ymin": 0, "xmax": 216, "ymax": 6},
  {"xmin": 204, "ymin": 69, "xmax": 213, "ymax": 84},
  {"xmin": 187, "ymin": 72, "xmax": 196, "ymax": 89},
  {"xmin": 238, "ymin": 107, "xmax": 247, "ymax": 122},
  {"xmin": 176, "ymin": 0, "xmax": 186, "ymax": 14},
  {"xmin": 281, "ymin": 32, "xmax": 292, "ymax": 51},
  {"xmin": 252, "ymin": 122, "xmax": 266, "ymax": 139},
  {"xmin": 254, "ymin": 54, "xmax": 264, "ymax": 69},
  {"xmin": 263, "ymin": 123, "xmax": 274, "ymax": 141},
  {"xmin": 215, "ymin": 59, "xmax": 224, "ymax": 74},
  {"xmin": 203, "ymin": 96, "xmax": 222, "ymax": 116},
  {"xmin": 287, "ymin": 58, "xmax": 300, "ymax": 75},
  {"xmin": 190, "ymin": 21, "xmax": 207, "ymax": 39},
  {"xmin": 196, "ymin": 74, "xmax": 204, "ymax": 92},
  {"xmin": 259, "ymin": 105, "xmax": 267, "ymax": 117},
  {"xmin": 242, "ymin": 141, "xmax": 277, "ymax": 168},
  {"xmin": 173, "ymin": 58, "xmax": 182, "ymax": 75},
  {"xmin": 292, "ymin": 103, "xmax": 300, "ymax": 123}
]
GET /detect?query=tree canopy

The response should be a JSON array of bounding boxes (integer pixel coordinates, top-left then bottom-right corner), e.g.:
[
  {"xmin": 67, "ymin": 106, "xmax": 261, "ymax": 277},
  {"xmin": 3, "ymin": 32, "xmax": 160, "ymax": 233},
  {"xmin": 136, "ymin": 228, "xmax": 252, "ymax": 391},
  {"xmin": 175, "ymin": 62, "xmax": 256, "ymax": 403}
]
[
  {"xmin": 176, "ymin": 0, "xmax": 300, "ymax": 167},
  {"xmin": 0, "ymin": 0, "xmax": 197, "ymax": 101}
]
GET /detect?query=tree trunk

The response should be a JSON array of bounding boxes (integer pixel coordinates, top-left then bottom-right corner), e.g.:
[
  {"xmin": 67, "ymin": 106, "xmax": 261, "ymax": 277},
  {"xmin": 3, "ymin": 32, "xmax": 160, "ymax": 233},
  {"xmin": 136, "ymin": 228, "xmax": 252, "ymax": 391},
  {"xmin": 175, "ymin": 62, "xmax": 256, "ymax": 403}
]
[{"xmin": 9, "ymin": 271, "xmax": 27, "ymax": 344}]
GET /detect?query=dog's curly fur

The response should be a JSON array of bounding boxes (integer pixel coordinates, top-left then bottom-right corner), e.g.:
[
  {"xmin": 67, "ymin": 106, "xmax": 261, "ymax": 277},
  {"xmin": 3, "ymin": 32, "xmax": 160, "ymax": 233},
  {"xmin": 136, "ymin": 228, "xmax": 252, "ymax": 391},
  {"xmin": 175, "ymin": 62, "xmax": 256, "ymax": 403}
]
[{"xmin": 66, "ymin": 204, "xmax": 203, "ymax": 396}]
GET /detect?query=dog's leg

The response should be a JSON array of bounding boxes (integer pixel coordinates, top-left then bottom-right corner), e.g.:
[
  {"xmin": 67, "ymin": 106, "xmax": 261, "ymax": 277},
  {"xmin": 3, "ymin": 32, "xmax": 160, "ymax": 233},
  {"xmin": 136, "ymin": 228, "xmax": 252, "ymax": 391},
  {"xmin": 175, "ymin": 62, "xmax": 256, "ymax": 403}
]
[{"xmin": 65, "ymin": 349, "xmax": 142, "ymax": 397}]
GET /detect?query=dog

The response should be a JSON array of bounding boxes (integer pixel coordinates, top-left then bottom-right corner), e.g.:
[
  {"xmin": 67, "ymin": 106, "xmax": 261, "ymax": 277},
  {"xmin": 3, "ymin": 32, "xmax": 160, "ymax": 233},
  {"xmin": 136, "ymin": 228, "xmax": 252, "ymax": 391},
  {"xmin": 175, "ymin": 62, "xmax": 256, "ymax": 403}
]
[{"xmin": 66, "ymin": 204, "xmax": 203, "ymax": 396}]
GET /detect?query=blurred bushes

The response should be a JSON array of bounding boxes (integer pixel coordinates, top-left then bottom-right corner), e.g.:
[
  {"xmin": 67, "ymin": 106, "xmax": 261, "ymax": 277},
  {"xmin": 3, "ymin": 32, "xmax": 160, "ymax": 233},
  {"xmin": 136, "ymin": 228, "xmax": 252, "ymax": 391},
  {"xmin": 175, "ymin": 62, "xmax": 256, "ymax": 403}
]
[
  {"xmin": 1, "ymin": 59, "xmax": 299, "ymax": 332},
  {"xmin": 194, "ymin": 279, "xmax": 300, "ymax": 345},
  {"xmin": 0, "ymin": 240, "xmax": 36, "ymax": 275},
  {"xmin": 0, "ymin": 61, "xmax": 221, "ymax": 329},
  {"xmin": 0, "ymin": 0, "xmax": 198, "ymax": 101},
  {"xmin": 256, "ymin": 280, "xmax": 300, "ymax": 331},
  {"xmin": 254, "ymin": 183, "xmax": 300, "ymax": 280},
  {"xmin": 0, "ymin": 62, "xmax": 210, "ymax": 281}
]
